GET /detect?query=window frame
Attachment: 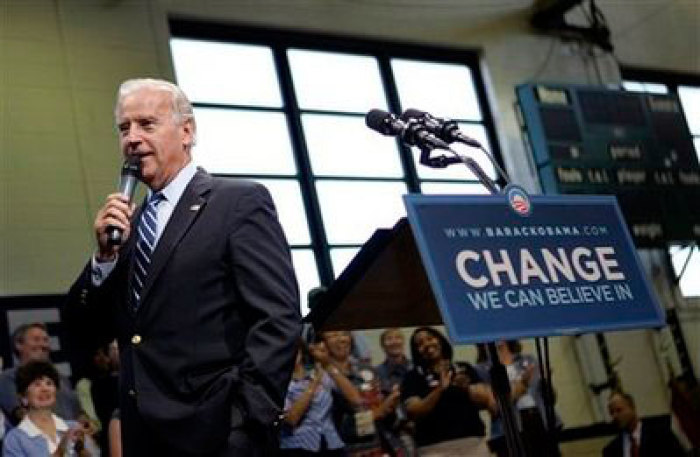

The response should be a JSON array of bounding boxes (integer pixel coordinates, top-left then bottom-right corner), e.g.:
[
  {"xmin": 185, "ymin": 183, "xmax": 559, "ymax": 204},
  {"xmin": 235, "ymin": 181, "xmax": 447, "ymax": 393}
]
[{"xmin": 169, "ymin": 19, "xmax": 504, "ymax": 288}]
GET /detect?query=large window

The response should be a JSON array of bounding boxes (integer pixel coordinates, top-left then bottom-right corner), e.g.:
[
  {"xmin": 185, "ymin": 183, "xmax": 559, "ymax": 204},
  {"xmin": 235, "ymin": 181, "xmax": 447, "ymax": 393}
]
[
  {"xmin": 623, "ymin": 68, "xmax": 700, "ymax": 297},
  {"xmin": 169, "ymin": 21, "xmax": 502, "ymax": 314}
]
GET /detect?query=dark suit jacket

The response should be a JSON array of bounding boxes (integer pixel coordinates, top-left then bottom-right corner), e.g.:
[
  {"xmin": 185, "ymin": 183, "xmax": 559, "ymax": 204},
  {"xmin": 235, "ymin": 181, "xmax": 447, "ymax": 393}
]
[
  {"xmin": 64, "ymin": 170, "xmax": 301, "ymax": 454},
  {"xmin": 602, "ymin": 416, "xmax": 686, "ymax": 457}
]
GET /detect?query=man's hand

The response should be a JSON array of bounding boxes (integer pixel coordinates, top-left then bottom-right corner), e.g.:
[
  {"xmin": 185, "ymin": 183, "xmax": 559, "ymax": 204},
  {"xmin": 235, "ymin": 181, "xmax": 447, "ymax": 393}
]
[{"xmin": 94, "ymin": 193, "xmax": 135, "ymax": 261}]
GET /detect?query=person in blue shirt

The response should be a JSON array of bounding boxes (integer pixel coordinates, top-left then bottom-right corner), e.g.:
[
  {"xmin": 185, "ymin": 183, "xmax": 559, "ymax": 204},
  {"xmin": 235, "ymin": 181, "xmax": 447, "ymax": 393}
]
[
  {"xmin": 374, "ymin": 328, "xmax": 415, "ymax": 457},
  {"xmin": 375, "ymin": 329, "xmax": 412, "ymax": 395},
  {"xmin": 3, "ymin": 360, "xmax": 98, "ymax": 457},
  {"xmin": 280, "ymin": 340, "xmax": 362, "ymax": 456},
  {"xmin": 0, "ymin": 323, "xmax": 82, "ymax": 426}
]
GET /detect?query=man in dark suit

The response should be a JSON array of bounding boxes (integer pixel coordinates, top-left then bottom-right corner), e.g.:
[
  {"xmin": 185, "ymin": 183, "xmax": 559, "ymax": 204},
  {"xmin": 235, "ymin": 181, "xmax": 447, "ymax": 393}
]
[
  {"xmin": 64, "ymin": 78, "xmax": 301, "ymax": 456},
  {"xmin": 603, "ymin": 391, "xmax": 686, "ymax": 457}
]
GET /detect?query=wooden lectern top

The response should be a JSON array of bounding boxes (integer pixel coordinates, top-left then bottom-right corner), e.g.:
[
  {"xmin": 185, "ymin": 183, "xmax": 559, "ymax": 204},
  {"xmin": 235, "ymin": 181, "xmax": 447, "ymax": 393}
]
[{"xmin": 306, "ymin": 219, "xmax": 443, "ymax": 331}]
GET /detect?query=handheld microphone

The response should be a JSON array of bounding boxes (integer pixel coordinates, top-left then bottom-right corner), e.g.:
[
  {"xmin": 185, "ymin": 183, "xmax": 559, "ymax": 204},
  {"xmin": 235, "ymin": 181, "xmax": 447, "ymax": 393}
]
[
  {"xmin": 400, "ymin": 109, "xmax": 482, "ymax": 148},
  {"xmin": 365, "ymin": 109, "xmax": 451, "ymax": 151},
  {"xmin": 107, "ymin": 156, "xmax": 141, "ymax": 246}
]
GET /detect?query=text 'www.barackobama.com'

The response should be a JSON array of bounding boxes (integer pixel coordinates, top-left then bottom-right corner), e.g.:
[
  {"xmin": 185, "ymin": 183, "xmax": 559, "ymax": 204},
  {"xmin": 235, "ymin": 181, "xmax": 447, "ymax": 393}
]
[{"xmin": 443, "ymin": 225, "xmax": 609, "ymax": 239}]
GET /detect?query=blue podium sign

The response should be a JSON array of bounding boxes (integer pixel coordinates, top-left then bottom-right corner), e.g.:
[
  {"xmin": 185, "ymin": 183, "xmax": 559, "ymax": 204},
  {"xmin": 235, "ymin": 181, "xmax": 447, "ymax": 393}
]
[{"xmin": 403, "ymin": 193, "xmax": 665, "ymax": 344}]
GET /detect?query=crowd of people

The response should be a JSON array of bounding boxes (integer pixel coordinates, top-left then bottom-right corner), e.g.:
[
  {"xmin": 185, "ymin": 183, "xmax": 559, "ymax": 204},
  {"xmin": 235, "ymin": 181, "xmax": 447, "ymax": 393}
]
[
  {"xmin": 278, "ymin": 327, "xmax": 558, "ymax": 457},
  {"xmin": 0, "ymin": 322, "xmax": 692, "ymax": 456},
  {"xmin": 276, "ymin": 327, "xmax": 692, "ymax": 457},
  {"xmin": 0, "ymin": 323, "xmax": 114, "ymax": 456}
]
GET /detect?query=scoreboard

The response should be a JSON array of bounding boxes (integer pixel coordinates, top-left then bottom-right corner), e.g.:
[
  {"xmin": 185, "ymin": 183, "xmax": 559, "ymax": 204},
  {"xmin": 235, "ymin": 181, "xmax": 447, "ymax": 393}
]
[{"xmin": 516, "ymin": 83, "xmax": 700, "ymax": 247}]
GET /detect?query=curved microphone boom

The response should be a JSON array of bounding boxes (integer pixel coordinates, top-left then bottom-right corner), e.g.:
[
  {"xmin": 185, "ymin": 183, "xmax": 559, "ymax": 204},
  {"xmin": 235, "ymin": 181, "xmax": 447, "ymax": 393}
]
[
  {"xmin": 365, "ymin": 109, "xmax": 451, "ymax": 151},
  {"xmin": 107, "ymin": 156, "xmax": 141, "ymax": 246}
]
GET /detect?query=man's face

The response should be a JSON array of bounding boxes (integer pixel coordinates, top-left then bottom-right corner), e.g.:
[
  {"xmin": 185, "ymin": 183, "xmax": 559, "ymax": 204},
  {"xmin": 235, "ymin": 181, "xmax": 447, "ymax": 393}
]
[
  {"xmin": 18, "ymin": 327, "xmax": 50, "ymax": 363},
  {"xmin": 116, "ymin": 87, "xmax": 193, "ymax": 191},
  {"xmin": 608, "ymin": 394, "xmax": 637, "ymax": 431},
  {"xmin": 381, "ymin": 330, "xmax": 405, "ymax": 358}
]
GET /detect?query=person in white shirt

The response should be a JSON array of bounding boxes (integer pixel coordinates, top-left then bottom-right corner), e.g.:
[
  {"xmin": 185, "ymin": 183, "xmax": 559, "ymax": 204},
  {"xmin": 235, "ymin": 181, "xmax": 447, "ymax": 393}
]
[{"xmin": 2, "ymin": 360, "xmax": 99, "ymax": 457}]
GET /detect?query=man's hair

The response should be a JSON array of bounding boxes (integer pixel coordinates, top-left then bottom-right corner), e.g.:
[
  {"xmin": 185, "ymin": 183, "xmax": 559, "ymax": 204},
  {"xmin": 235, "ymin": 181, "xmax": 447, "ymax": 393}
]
[
  {"xmin": 12, "ymin": 323, "xmax": 48, "ymax": 358},
  {"xmin": 379, "ymin": 328, "xmax": 402, "ymax": 347},
  {"xmin": 609, "ymin": 390, "xmax": 635, "ymax": 408},
  {"xmin": 115, "ymin": 78, "xmax": 197, "ymax": 145},
  {"xmin": 15, "ymin": 360, "xmax": 60, "ymax": 395}
]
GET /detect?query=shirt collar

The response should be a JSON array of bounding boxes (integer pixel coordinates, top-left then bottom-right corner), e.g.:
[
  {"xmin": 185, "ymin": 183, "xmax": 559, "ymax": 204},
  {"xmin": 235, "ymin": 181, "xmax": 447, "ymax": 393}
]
[
  {"xmin": 149, "ymin": 160, "xmax": 198, "ymax": 206},
  {"xmin": 631, "ymin": 419, "xmax": 642, "ymax": 441},
  {"xmin": 18, "ymin": 414, "xmax": 69, "ymax": 437}
]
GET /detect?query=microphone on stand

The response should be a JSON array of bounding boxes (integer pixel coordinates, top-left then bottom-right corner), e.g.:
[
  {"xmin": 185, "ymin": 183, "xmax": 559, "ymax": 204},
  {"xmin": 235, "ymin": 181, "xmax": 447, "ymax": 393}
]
[
  {"xmin": 400, "ymin": 109, "xmax": 482, "ymax": 148},
  {"xmin": 401, "ymin": 108, "xmax": 510, "ymax": 184},
  {"xmin": 107, "ymin": 156, "xmax": 141, "ymax": 246},
  {"xmin": 365, "ymin": 109, "xmax": 452, "ymax": 151}
]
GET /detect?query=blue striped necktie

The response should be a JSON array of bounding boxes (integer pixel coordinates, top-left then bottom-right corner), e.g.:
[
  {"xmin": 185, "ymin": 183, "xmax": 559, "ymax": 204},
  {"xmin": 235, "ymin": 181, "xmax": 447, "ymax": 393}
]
[{"xmin": 132, "ymin": 192, "xmax": 164, "ymax": 311}]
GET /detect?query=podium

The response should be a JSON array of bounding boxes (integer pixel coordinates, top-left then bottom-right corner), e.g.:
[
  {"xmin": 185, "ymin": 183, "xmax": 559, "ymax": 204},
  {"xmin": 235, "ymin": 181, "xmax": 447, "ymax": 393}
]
[
  {"xmin": 305, "ymin": 192, "xmax": 666, "ymax": 457},
  {"xmin": 306, "ymin": 218, "xmax": 442, "ymax": 331},
  {"xmin": 308, "ymin": 193, "xmax": 664, "ymax": 341}
]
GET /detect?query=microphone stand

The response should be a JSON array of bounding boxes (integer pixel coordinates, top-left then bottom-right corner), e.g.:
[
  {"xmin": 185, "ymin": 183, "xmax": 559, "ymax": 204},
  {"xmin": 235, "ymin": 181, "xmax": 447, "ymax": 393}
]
[{"xmin": 419, "ymin": 142, "xmax": 526, "ymax": 457}]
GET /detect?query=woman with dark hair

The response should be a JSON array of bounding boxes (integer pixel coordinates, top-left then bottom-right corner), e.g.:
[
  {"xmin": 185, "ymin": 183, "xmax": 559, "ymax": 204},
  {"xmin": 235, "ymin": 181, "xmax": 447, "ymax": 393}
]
[
  {"xmin": 2, "ymin": 360, "xmax": 98, "ymax": 457},
  {"xmin": 401, "ymin": 327, "xmax": 495, "ymax": 457}
]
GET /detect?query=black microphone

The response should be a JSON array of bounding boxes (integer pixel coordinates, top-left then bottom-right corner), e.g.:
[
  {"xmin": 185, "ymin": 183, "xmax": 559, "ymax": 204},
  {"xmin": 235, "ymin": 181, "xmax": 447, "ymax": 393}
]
[
  {"xmin": 107, "ymin": 156, "xmax": 141, "ymax": 246},
  {"xmin": 401, "ymin": 108, "xmax": 511, "ymax": 183},
  {"xmin": 365, "ymin": 109, "xmax": 451, "ymax": 151},
  {"xmin": 400, "ymin": 108, "xmax": 482, "ymax": 148}
]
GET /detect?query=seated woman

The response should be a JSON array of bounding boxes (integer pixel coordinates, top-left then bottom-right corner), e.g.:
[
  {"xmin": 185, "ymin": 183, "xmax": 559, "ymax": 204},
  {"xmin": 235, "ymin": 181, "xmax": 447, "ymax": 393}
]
[
  {"xmin": 3, "ymin": 360, "xmax": 99, "ymax": 457},
  {"xmin": 280, "ymin": 340, "xmax": 361, "ymax": 456},
  {"xmin": 401, "ymin": 327, "xmax": 495, "ymax": 457}
]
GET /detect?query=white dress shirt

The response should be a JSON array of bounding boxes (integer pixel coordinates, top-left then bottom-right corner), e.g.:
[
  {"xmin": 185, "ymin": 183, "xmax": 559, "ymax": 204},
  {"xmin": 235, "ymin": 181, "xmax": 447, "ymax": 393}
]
[{"xmin": 623, "ymin": 420, "xmax": 642, "ymax": 457}]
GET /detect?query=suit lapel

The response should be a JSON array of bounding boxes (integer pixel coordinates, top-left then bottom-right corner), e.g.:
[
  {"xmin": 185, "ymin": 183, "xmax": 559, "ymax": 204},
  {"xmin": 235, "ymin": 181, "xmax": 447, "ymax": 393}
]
[{"xmin": 137, "ymin": 170, "xmax": 212, "ymax": 308}]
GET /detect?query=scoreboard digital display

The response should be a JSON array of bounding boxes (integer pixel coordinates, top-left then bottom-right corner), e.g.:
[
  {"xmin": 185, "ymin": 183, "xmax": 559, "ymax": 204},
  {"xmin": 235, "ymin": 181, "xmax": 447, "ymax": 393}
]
[{"xmin": 517, "ymin": 83, "xmax": 700, "ymax": 247}]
